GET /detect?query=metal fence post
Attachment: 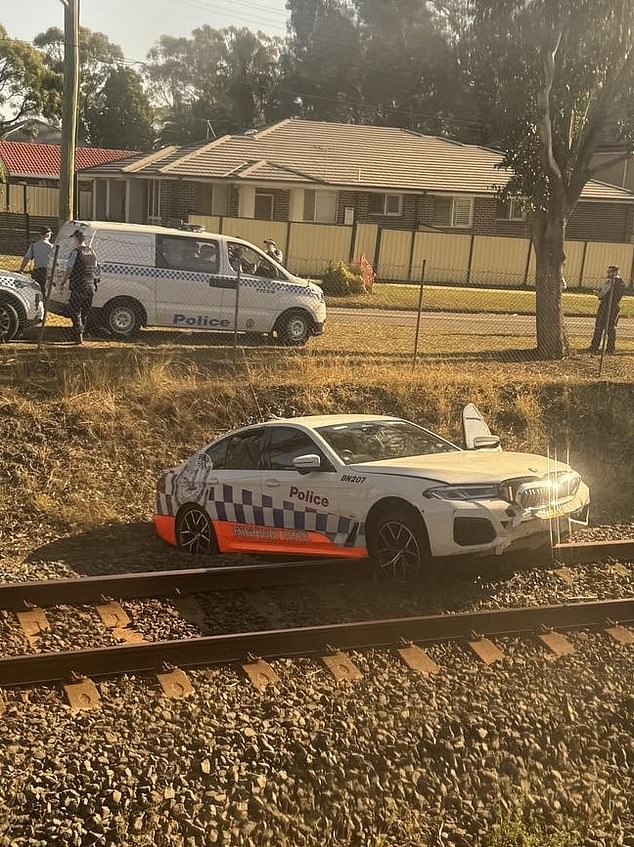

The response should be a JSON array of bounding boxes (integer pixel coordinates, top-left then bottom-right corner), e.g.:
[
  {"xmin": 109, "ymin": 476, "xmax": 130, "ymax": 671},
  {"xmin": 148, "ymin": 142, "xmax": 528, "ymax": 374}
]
[
  {"xmin": 412, "ymin": 259, "xmax": 426, "ymax": 368},
  {"xmin": 233, "ymin": 257, "xmax": 242, "ymax": 351},
  {"xmin": 466, "ymin": 234, "xmax": 475, "ymax": 284},
  {"xmin": 579, "ymin": 241, "xmax": 589, "ymax": 288},
  {"xmin": 36, "ymin": 243, "xmax": 60, "ymax": 357},
  {"xmin": 407, "ymin": 230, "xmax": 416, "ymax": 282}
]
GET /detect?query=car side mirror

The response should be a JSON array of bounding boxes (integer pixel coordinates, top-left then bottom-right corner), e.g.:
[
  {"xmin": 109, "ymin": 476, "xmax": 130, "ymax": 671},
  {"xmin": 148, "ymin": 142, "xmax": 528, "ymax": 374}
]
[
  {"xmin": 471, "ymin": 435, "xmax": 501, "ymax": 451},
  {"xmin": 293, "ymin": 454, "xmax": 322, "ymax": 473}
]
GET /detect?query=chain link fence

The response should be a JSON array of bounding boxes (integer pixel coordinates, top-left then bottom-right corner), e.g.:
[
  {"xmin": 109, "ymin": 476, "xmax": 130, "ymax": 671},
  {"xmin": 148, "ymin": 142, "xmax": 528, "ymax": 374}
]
[{"xmin": 1, "ymin": 246, "xmax": 632, "ymax": 370}]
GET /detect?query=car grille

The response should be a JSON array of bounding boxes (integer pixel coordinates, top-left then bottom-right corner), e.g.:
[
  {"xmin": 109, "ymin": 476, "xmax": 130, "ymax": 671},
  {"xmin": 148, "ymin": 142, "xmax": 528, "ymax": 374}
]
[{"xmin": 502, "ymin": 474, "xmax": 579, "ymax": 512}]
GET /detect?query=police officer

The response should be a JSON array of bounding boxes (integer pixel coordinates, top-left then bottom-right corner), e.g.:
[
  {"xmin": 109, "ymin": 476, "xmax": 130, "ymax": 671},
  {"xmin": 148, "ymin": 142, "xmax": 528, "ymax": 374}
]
[
  {"xmin": 588, "ymin": 264, "xmax": 626, "ymax": 354},
  {"xmin": 61, "ymin": 229, "xmax": 100, "ymax": 344},
  {"xmin": 263, "ymin": 239, "xmax": 284, "ymax": 265},
  {"xmin": 19, "ymin": 226, "xmax": 54, "ymax": 294}
]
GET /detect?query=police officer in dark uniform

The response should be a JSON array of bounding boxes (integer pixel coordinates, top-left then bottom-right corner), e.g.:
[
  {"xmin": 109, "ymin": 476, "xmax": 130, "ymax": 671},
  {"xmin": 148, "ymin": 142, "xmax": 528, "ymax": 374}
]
[
  {"xmin": 588, "ymin": 264, "xmax": 626, "ymax": 354},
  {"xmin": 61, "ymin": 229, "xmax": 100, "ymax": 344}
]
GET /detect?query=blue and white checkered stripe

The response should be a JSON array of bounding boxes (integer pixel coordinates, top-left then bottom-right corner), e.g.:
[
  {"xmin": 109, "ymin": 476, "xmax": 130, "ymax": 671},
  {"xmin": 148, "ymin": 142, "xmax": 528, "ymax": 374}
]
[
  {"xmin": 160, "ymin": 472, "xmax": 365, "ymax": 548},
  {"xmin": 101, "ymin": 262, "xmax": 322, "ymax": 300}
]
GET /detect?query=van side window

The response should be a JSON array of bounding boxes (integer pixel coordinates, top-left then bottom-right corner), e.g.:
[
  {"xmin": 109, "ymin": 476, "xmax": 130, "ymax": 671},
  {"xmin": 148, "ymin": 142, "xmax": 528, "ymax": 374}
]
[
  {"xmin": 157, "ymin": 236, "xmax": 220, "ymax": 274},
  {"xmin": 228, "ymin": 243, "xmax": 278, "ymax": 279}
]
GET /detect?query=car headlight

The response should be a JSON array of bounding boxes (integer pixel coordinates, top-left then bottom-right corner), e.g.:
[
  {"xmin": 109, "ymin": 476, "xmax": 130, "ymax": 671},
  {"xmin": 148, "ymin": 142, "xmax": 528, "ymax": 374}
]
[{"xmin": 424, "ymin": 484, "xmax": 501, "ymax": 501}]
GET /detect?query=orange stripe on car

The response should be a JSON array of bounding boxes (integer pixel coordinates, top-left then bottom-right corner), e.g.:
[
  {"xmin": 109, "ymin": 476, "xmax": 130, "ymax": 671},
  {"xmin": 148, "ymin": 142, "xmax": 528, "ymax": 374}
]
[
  {"xmin": 154, "ymin": 514, "xmax": 177, "ymax": 546},
  {"xmin": 213, "ymin": 520, "xmax": 368, "ymax": 559}
]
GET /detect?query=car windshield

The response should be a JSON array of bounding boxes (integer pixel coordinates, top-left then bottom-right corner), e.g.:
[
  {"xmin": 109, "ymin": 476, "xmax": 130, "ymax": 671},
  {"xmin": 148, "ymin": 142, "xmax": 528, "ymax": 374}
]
[{"xmin": 316, "ymin": 420, "xmax": 459, "ymax": 465}]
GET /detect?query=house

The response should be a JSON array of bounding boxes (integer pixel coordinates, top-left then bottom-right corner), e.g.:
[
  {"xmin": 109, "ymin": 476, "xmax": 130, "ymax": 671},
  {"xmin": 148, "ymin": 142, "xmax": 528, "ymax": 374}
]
[
  {"xmin": 1, "ymin": 119, "xmax": 62, "ymax": 145},
  {"xmin": 0, "ymin": 140, "xmax": 137, "ymax": 218},
  {"xmin": 0, "ymin": 140, "xmax": 137, "ymax": 253},
  {"xmin": 80, "ymin": 119, "xmax": 634, "ymax": 244}
]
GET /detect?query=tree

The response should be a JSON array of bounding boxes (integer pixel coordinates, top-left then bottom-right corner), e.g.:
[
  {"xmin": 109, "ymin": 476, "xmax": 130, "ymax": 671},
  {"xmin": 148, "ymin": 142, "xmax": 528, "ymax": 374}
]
[
  {"xmin": 146, "ymin": 26, "xmax": 282, "ymax": 143},
  {"xmin": 283, "ymin": 0, "xmax": 364, "ymax": 121},
  {"xmin": 464, "ymin": 0, "xmax": 634, "ymax": 359},
  {"xmin": 34, "ymin": 26, "xmax": 124, "ymax": 142},
  {"xmin": 353, "ymin": 0, "xmax": 468, "ymax": 133},
  {"xmin": 86, "ymin": 68, "xmax": 154, "ymax": 150},
  {"xmin": 0, "ymin": 25, "xmax": 59, "ymax": 134}
]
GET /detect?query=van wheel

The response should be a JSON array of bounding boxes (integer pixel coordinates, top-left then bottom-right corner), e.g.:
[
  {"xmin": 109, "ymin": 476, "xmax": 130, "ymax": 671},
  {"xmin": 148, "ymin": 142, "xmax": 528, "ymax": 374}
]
[
  {"xmin": 275, "ymin": 309, "xmax": 312, "ymax": 346},
  {"xmin": 104, "ymin": 299, "xmax": 143, "ymax": 339},
  {"xmin": 0, "ymin": 301, "xmax": 20, "ymax": 342}
]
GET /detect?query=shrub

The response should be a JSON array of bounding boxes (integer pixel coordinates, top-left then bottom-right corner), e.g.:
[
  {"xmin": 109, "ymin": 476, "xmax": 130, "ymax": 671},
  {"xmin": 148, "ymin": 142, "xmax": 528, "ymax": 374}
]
[{"xmin": 320, "ymin": 260, "xmax": 368, "ymax": 296}]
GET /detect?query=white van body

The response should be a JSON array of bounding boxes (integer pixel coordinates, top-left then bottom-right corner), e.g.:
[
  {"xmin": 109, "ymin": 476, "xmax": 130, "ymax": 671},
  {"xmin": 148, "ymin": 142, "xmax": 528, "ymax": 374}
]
[{"xmin": 48, "ymin": 221, "xmax": 327, "ymax": 345}]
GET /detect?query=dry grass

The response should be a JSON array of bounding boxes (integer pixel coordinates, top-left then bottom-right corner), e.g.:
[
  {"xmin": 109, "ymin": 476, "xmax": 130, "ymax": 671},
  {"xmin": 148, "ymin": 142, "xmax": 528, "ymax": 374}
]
[{"xmin": 2, "ymin": 344, "xmax": 634, "ymax": 566}]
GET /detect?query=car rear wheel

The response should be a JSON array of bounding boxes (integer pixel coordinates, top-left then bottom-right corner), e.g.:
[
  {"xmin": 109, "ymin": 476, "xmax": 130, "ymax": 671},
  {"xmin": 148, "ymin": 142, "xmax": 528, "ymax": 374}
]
[
  {"xmin": 368, "ymin": 507, "xmax": 431, "ymax": 584},
  {"xmin": 0, "ymin": 301, "xmax": 20, "ymax": 342},
  {"xmin": 176, "ymin": 506, "xmax": 218, "ymax": 556},
  {"xmin": 104, "ymin": 298, "xmax": 143, "ymax": 339}
]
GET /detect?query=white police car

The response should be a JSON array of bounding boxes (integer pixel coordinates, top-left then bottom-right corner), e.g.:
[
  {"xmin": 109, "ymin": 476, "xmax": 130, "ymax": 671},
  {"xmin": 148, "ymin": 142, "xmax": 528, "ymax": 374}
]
[
  {"xmin": 48, "ymin": 221, "xmax": 326, "ymax": 345},
  {"xmin": 0, "ymin": 269, "xmax": 44, "ymax": 342},
  {"xmin": 155, "ymin": 408, "xmax": 590, "ymax": 581}
]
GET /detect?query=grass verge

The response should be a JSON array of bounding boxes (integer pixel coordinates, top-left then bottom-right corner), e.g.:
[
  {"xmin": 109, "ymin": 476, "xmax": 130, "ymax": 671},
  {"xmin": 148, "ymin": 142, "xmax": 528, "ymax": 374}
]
[{"xmin": 326, "ymin": 283, "xmax": 634, "ymax": 317}]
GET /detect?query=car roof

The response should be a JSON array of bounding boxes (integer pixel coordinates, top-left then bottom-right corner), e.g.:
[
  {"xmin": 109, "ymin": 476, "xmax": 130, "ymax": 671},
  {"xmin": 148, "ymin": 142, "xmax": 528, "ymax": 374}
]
[
  {"xmin": 58, "ymin": 220, "xmax": 260, "ymax": 249},
  {"xmin": 266, "ymin": 414, "xmax": 401, "ymax": 428}
]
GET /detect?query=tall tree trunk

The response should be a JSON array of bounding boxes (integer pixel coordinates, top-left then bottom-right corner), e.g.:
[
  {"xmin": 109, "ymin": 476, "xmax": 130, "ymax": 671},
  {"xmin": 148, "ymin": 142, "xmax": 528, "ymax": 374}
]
[{"xmin": 532, "ymin": 207, "xmax": 568, "ymax": 359}]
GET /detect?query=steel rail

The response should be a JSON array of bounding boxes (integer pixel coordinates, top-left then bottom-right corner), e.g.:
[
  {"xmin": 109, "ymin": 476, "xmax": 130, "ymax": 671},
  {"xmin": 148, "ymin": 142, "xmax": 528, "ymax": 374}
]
[
  {"xmin": 0, "ymin": 558, "xmax": 369, "ymax": 612},
  {"xmin": 1, "ymin": 597, "xmax": 632, "ymax": 688},
  {"xmin": 0, "ymin": 539, "xmax": 631, "ymax": 612},
  {"xmin": 553, "ymin": 539, "xmax": 634, "ymax": 565}
]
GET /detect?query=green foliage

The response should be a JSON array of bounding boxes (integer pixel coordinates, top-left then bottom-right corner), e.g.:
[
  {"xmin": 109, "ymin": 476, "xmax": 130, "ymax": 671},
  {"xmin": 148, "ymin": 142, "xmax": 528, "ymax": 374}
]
[
  {"xmin": 34, "ymin": 26, "xmax": 125, "ymax": 143},
  {"xmin": 86, "ymin": 68, "xmax": 154, "ymax": 151},
  {"xmin": 146, "ymin": 26, "xmax": 283, "ymax": 144},
  {"xmin": 0, "ymin": 25, "xmax": 60, "ymax": 133},
  {"xmin": 320, "ymin": 261, "xmax": 368, "ymax": 296},
  {"xmin": 483, "ymin": 814, "xmax": 580, "ymax": 847}
]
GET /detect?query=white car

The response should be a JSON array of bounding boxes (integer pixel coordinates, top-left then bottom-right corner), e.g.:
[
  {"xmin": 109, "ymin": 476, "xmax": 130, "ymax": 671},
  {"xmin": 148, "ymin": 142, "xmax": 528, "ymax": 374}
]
[
  {"xmin": 0, "ymin": 270, "xmax": 44, "ymax": 342},
  {"xmin": 155, "ymin": 409, "xmax": 590, "ymax": 581},
  {"xmin": 48, "ymin": 221, "xmax": 326, "ymax": 346}
]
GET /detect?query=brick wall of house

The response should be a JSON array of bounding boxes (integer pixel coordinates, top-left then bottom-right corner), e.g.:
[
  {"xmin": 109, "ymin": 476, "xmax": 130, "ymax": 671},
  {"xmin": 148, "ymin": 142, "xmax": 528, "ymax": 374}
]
[{"xmin": 567, "ymin": 201, "xmax": 633, "ymax": 242}]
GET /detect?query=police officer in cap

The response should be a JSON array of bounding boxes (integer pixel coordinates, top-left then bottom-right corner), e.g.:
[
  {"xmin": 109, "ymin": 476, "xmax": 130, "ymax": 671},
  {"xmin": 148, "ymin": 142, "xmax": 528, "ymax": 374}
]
[
  {"xmin": 61, "ymin": 229, "xmax": 100, "ymax": 344},
  {"xmin": 588, "ymin": 264, "xmax": 626, "ymax": 354}
]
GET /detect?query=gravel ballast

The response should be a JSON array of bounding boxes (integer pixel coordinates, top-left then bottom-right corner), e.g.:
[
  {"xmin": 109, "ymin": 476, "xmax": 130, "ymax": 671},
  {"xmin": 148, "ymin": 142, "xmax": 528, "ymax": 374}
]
[{"xmin": 0, "ymin": 633, "xmax": 633, "ymax": 846}]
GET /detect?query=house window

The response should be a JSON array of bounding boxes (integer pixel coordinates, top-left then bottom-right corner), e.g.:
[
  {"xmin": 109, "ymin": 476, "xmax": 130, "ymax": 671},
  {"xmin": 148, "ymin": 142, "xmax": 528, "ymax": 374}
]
[
  {"xmin": 254, "ymin": 191, "xmax": 274, "ymax": 220},
  {"xmin": 303, "ymin": 189, "xmax": 337, "ymax": 223},
  {"xmin": 368, "ymin": 193, "xmax": 403, "ymax": 217},
  {"xmin": 147, "ymin": 180, "xmax": 161, "ymax": 223},
  {"xmin": 495, "ymin": 198, "xmax": 527, "ymax": 221},
  {"xmin": 432, "ymin": 196, "xmax": 474, "ymax": 228},
  {"xmin": 450, "ymin": 197, "xmax": 474, "ymax": 227}
]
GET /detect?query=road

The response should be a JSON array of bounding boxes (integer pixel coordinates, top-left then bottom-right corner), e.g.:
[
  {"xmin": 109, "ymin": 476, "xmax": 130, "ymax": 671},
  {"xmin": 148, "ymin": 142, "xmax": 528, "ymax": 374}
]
[{"xmin": 328, "ymin": 308, "xmax": 634, "ymax": 339}]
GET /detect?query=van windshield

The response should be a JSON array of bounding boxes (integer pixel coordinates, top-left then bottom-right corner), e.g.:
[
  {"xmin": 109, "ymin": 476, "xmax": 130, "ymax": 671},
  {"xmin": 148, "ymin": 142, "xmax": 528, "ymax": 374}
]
[{"xmin": 228, "ymin": 243, "xmax": 279, "ymax": 279}]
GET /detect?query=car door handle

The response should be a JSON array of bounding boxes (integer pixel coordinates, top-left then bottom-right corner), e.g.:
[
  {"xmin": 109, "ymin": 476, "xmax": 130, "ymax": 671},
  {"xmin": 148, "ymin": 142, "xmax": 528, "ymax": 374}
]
[{"xmin": 264, "ymin": 479, "xmax": 281, "ymax": 488}]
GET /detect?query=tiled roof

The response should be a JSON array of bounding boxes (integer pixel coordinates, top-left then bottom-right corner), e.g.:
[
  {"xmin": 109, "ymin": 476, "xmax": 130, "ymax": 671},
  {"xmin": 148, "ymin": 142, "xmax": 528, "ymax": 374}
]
[
  {"xmin": 80, "ymin": 119, "xmax": 634, "ymax": 202},
  {"xmin": 0, "ymin": 140, "xmax": 138, "ymax": 179}
]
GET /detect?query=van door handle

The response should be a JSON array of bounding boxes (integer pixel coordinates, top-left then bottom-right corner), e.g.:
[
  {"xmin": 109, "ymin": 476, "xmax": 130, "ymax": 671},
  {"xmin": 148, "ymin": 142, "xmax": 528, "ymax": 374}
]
[
  {"xmin": 264, "ymin": 479, "xmax": 281, "ymax": 488},
  {"xmin": 208, "ymin": 477, "xmax": 220, "ymax": 485}
]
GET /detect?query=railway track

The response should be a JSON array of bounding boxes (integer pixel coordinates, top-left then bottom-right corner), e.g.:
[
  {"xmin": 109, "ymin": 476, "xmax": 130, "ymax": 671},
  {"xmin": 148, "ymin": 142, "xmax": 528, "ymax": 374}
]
[{"xmin": 0, "ymin": 538, "xmax": 632, "ymax": 701}]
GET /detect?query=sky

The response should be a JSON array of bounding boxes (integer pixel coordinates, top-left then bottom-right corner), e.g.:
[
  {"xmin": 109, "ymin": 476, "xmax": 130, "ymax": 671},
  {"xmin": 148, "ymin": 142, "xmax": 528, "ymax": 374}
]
[{"xmin": 3, "ymin": 0, "xmax": 290, "ymax": 61}]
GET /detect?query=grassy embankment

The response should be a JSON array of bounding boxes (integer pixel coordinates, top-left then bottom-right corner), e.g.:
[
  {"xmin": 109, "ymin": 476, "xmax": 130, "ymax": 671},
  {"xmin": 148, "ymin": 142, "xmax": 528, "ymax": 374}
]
[{"xmin": 1, "ymin": 346, "xmax": 633, "ymax": 571}]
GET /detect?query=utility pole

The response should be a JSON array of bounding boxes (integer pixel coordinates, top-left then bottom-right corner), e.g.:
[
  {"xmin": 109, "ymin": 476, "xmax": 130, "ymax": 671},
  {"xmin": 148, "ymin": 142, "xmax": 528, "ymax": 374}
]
[{"xmin": 58, "ymin": 0, "xmax": 79, "ymax": 227}]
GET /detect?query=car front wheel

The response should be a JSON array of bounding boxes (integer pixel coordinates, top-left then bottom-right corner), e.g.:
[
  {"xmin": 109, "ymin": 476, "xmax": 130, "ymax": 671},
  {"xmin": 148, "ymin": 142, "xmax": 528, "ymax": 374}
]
[
  {"xmin": 176, "ymin": 506, "xmax": 218, "ymax": 556},
  {"xmin": 0, "ymin": 301, "xmax": 20, "ymax": 342},
  {"xmin": 367, "ymin": 506, "xmax": 431, "ymax": 584},
  {"xmin": 275, "ymin": 309, "xmax": 312, "ymax": 346}
]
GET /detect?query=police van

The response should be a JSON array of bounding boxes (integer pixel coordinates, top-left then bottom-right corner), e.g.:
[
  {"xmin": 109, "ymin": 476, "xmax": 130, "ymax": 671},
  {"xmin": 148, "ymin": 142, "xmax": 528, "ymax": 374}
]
[{"xmin": 48, "ymin": 221, "xmax": 327, "ymax": 345}]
